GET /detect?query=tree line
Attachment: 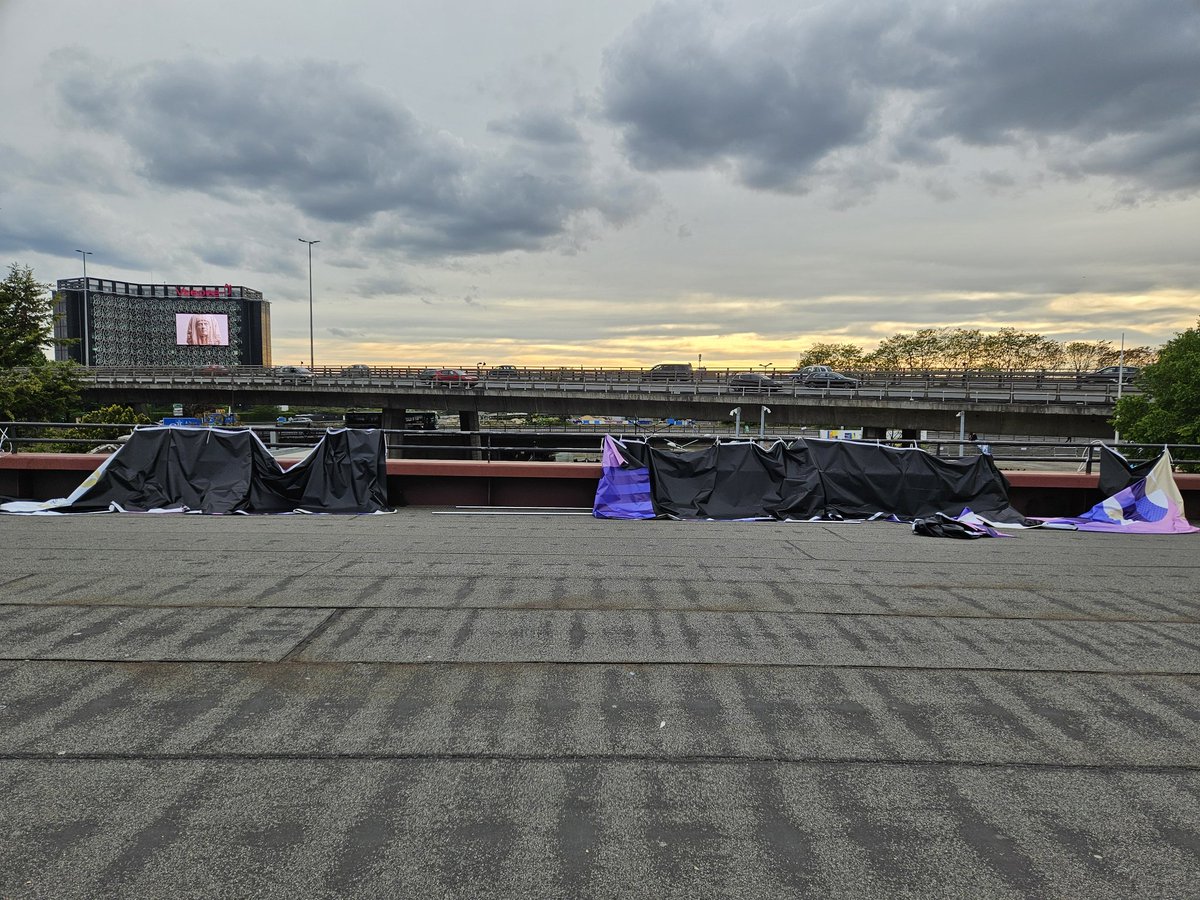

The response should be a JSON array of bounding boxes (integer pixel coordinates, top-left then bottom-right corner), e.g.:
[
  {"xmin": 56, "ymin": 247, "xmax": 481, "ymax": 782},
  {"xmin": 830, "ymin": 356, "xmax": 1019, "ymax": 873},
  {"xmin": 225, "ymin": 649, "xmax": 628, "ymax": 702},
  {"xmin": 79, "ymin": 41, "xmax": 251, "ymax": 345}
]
[{"xmin": 795, "ymin": 328, "xmax": 1157, "ymax": 372}]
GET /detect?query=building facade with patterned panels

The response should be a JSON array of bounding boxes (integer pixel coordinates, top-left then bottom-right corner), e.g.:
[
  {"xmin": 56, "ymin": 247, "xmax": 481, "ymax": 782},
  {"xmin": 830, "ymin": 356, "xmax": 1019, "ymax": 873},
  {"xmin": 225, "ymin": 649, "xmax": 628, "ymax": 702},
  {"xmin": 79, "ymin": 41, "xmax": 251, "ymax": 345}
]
[{"xmin": 54, "ymin": 278, "xmax": 271, "ymax": 368}]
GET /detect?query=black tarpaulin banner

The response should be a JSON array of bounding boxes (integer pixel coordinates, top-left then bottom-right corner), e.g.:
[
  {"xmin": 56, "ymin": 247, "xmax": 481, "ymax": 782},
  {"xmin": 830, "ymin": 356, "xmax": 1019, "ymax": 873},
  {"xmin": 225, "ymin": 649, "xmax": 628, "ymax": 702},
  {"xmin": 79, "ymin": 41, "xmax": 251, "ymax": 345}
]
[
  {"xmin": 6, "ymin": 426, "xmax": 390, "ymax": 514},
  {"xmin": 802, "ymin": 438, "xmax": 1021, "ymax": 521},
  {"xmin": 609, "ymin": 437, "xmax": 1024, "ymax": 522},
  {"xmin": 628, "ymin": 441, "xmax": 818, "ymax": 520},
  {"xmin": 1098, "ymin": 444, "xmax": 1162, "ymax": 498}
]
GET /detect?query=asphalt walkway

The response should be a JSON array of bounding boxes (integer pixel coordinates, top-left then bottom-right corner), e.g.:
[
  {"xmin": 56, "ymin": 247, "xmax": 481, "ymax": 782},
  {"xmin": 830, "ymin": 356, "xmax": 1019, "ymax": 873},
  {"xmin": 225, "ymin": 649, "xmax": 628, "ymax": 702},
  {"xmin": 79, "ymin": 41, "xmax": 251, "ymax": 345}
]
[{"xmin": 1, "ymin": 512, "xmax": 1198, "ymax": 899}]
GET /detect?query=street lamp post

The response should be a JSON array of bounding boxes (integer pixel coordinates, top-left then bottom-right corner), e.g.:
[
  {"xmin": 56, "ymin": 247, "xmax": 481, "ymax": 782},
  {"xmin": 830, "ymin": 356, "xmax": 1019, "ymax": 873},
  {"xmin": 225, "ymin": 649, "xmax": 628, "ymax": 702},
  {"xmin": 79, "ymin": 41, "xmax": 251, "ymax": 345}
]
[
  {"xmin": 75, "ymin": 250, "xmax": 93, "ymax": 366},
  {"xmin": 298, "ymin": 239, "xmax": 320, "ymax": 369}
]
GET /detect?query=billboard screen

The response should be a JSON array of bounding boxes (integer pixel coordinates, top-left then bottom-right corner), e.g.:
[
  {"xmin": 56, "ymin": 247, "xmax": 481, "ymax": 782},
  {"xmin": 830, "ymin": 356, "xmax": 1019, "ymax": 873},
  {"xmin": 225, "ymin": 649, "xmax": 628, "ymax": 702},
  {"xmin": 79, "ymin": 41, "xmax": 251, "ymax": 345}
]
[{"xmin": 175, "ymin": 313, "xmax": 229, "ymax": 346}]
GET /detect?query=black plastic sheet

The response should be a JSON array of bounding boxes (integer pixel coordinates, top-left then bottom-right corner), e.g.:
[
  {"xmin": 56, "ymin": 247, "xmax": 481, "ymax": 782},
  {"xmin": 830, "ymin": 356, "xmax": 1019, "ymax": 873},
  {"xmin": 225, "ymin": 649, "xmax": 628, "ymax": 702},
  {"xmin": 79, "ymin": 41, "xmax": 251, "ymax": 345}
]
[
  {"xmin": 1098, "ymin": 445, "xmax": 1161, "ymax": 498},
  {"xmin": 42, "ymin": 426, "xmax": 389, "ymax": 514},
  {"xmin": 803, "ymin": 438, "xmax": 1021, "ymax": 521},
  {"xmin": 612, "ymin": 437, "xmax": 1024, "ymax": 522}
]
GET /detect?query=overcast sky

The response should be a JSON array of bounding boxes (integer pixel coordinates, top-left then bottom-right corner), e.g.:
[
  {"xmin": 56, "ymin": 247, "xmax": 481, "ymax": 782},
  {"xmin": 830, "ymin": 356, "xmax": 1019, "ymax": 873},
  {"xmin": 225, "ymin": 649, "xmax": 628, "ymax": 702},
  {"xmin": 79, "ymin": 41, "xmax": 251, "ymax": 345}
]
[{"xmin": 2, "ymin": 0, "xmax": 1198, "ymax": 367}]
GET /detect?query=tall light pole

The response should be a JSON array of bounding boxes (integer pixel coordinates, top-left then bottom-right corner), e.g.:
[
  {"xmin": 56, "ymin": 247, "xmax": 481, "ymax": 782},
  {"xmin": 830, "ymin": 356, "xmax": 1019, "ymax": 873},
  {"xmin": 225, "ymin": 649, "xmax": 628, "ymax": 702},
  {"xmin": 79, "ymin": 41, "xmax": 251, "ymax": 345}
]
[
  {"xmin": 298, "ymin": 238, "xmax": 319, "ymax": 369},
  {"xmin": 75, "ymin": 250, "xmax": 92, "ymax": 366},
  {"xmin": 1115, "ymin": 331, "xmax": 1126, "ymax": 442}
]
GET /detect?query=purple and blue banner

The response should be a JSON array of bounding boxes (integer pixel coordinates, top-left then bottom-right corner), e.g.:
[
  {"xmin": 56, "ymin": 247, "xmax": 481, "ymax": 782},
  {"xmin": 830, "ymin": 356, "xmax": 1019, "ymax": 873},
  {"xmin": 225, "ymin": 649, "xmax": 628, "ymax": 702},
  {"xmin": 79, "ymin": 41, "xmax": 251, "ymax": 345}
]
[{"xmin": 1040, "ymin": 451, "xmax": 1197, "ymax": 534}]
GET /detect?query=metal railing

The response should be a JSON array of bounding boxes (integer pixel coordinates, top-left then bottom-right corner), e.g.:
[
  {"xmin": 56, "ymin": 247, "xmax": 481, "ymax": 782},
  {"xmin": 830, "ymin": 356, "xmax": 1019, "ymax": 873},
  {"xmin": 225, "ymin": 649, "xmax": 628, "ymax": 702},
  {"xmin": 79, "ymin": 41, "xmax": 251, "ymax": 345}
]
[
  {"xmin": 59, "ymin": 364, "xmax": 1140, "ymax": 396},
  {"xmin": 2, "ymin": 420, "xmax": 1195, "ymax": 472}
]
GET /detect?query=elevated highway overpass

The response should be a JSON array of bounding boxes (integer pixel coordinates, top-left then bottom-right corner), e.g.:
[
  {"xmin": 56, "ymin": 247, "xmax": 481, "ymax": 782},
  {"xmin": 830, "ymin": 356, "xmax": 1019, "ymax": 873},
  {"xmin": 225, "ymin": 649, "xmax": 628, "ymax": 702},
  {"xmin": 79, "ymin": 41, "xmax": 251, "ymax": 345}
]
[{"xmin": 79, "ymin": 367, "xmax": 1123, "ymax": 438}]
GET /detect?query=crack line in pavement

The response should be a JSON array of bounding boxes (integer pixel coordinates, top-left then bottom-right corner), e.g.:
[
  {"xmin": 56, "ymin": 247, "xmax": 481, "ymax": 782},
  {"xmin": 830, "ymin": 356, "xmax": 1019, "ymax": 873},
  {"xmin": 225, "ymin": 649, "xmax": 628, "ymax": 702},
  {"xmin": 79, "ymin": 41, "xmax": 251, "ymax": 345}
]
[{"xmin": 278, "ymin": 608, "xmax": 346, "ymax": 661}]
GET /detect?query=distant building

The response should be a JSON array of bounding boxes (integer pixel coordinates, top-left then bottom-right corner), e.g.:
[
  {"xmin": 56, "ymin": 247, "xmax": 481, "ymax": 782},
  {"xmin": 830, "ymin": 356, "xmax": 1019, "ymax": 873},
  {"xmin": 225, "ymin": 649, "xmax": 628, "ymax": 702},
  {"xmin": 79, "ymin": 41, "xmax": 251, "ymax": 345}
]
[{"xmin": 54, "ymin": 277, "xmax": 272, "ymax": 367}]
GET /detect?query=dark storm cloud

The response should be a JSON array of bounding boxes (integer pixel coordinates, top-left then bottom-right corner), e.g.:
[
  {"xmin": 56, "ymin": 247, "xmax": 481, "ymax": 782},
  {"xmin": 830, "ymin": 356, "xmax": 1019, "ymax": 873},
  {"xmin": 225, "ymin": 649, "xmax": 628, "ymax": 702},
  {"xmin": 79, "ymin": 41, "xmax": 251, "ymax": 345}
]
[
  {"xmin": 901, "ymin": 2, "xmax": 1200, "ymax": 146},
  {"xmin": 600, "ymin": 2, "xmax": 881, "ymax": 192},
  {"xmin": 359, "ymin": 143, "xmax": 653, "ymax": 257},
  {"xmin": 601, "ymin": 0, "xmax": 1200, "ymax": 197},
  {"xmin": 1068, "ymin": 119, "xmax": 1200, "ymax": 195},
  {"xmin": 50, "ymin": 54, "xmax": 655, "ymax": 258}
]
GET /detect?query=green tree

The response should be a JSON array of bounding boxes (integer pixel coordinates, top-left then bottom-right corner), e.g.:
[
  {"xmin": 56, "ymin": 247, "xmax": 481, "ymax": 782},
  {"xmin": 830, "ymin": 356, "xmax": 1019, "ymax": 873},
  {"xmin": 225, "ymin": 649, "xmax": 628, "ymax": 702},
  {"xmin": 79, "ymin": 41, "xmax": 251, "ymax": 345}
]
[
  {"xmin": 1111, "ymin": 320, "xmax": 1200, "ymax": 444},
  {"xmin": 0, "ymin": 363, "xmax": 83, "ymax": 422},
  {"xmin": 794, "ymin": 342, "xmax": 866, "ymax": 370},
  {"xmin": 0, "ymin": 263, "xmax": 59, "ymax": 367},
  {"xmin": 1062, "ymin": 340, "xmax": 1113, "ymax": 372},
  {"xmin": 1099, "ymin": 344, "xmax": 1158, "ymax": 367},
  {"xmin": 941, "ymin": 328, "xmax": 987, "ymax": 370},
  {"xmin": 0, "ymin": 263, "xmax": 83, "ymax": 426},
  {"xmin": 24, "ymin": 404, "xmax": 152, "ymax": 453},
  {"xmin": 978, "ymin": 328, "xmax": 1062, "ymax": 370},
  {"xmin": 867, "ymin": 328, "xmax": 945, "ymax": 370}
]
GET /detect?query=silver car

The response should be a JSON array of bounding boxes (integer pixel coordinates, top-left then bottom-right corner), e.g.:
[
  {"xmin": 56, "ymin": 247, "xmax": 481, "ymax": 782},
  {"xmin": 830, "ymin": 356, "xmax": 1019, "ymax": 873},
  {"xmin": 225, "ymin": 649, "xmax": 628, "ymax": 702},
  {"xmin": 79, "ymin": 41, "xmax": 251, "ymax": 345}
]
[{"xmin": 728, "ymin": 372, "xmax": 784, "ymax": 393}]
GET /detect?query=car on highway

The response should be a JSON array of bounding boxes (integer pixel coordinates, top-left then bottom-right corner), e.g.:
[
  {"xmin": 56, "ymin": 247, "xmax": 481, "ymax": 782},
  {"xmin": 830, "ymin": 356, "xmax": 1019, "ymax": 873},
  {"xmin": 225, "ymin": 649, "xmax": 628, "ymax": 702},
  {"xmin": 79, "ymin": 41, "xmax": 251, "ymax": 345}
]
[
  {"xmin": 198, "ymin": 364, "xmax": 231, "ymax": 375},
  {"xmin": 275, "ymin": 365, "xmax": 314, "ymax": 379},
  {"xmin": 728, "ymin": 372, "xmax": 785, "ymax": 393},
  {"xmin": 341, "ymin": 364, "xmax": 371, "ymax": 376},
  {"xmin": 786, "ymin": 365, "xmax": 860, "ymax": 388},
  {"xmin": 487, "ymin": 365, "xmax": 524, "ymax": 379},
  {"xmin": 1081, "ymin": 365, "xmax": 1140, "ymax": 384},
  {"xmin": 420, "ymin": 368, "xmax": 479, "ymax": 387},
  {"xmin": 645, "ymin": 363, "xmax": 694, "ymax": 382}
]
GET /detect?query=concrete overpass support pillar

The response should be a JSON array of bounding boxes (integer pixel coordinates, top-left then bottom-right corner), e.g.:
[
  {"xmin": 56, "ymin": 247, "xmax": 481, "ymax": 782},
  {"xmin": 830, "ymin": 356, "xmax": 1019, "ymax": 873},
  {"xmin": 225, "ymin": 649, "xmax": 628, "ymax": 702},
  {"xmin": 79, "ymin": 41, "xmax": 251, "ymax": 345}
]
[
  {"xmin": 459, "ymin": 409, "xmax": 482, "ymax": 460},
  {"xmin": 381, "ymin": 407, "xmax": 407, "ymax": 458}
]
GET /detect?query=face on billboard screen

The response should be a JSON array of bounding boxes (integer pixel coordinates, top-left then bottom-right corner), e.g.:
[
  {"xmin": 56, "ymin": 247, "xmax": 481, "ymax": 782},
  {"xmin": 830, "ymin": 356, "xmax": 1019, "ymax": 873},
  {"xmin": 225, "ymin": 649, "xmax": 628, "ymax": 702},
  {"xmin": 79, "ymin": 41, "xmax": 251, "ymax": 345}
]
[{"xmin": 176, "ymin": 313, "xmax": 229, "ymax": 346}]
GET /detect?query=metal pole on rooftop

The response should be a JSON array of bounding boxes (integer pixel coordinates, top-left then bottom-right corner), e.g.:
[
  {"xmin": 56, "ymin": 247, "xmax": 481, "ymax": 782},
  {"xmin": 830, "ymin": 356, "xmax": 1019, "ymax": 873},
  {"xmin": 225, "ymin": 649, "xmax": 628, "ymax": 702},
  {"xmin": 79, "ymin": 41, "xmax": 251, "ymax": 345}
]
[
  {"xmin": 75, "ymin": 250, "xmax": 92, "ymax": 366},
  {"xmin": 1116, "ymin": 332, "xmax": 1126, "ymax": 402},
  {"xmin": 1114, "ymin": 332, "xmax": 1125, "ymax": 443},
  {"xmin": 299, "ymin": 238, "xmax": 319, "ymax": 369},
  {"xmin": 759, "ymin": 406, "xmax": 770, "ymax": 438}
]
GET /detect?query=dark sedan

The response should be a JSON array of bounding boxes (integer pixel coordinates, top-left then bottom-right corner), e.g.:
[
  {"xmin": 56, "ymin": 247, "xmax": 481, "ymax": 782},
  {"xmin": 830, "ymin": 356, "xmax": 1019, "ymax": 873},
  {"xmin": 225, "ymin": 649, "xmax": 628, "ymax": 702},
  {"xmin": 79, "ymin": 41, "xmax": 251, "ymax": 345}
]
[
  {"xmin": 487, "ymin": 365, "xmax": 524, "ymax": 379},
  {"xmin": 786, "ymin": 366, "xmax": 860, "ymax": 388},
  {"xmin": 728, "ymin": 372, "xmax": 785, "ymax": 393},
  {"xmin": 1081, "ymin": 365, "xmax": 1140, "ymax": 384}
]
